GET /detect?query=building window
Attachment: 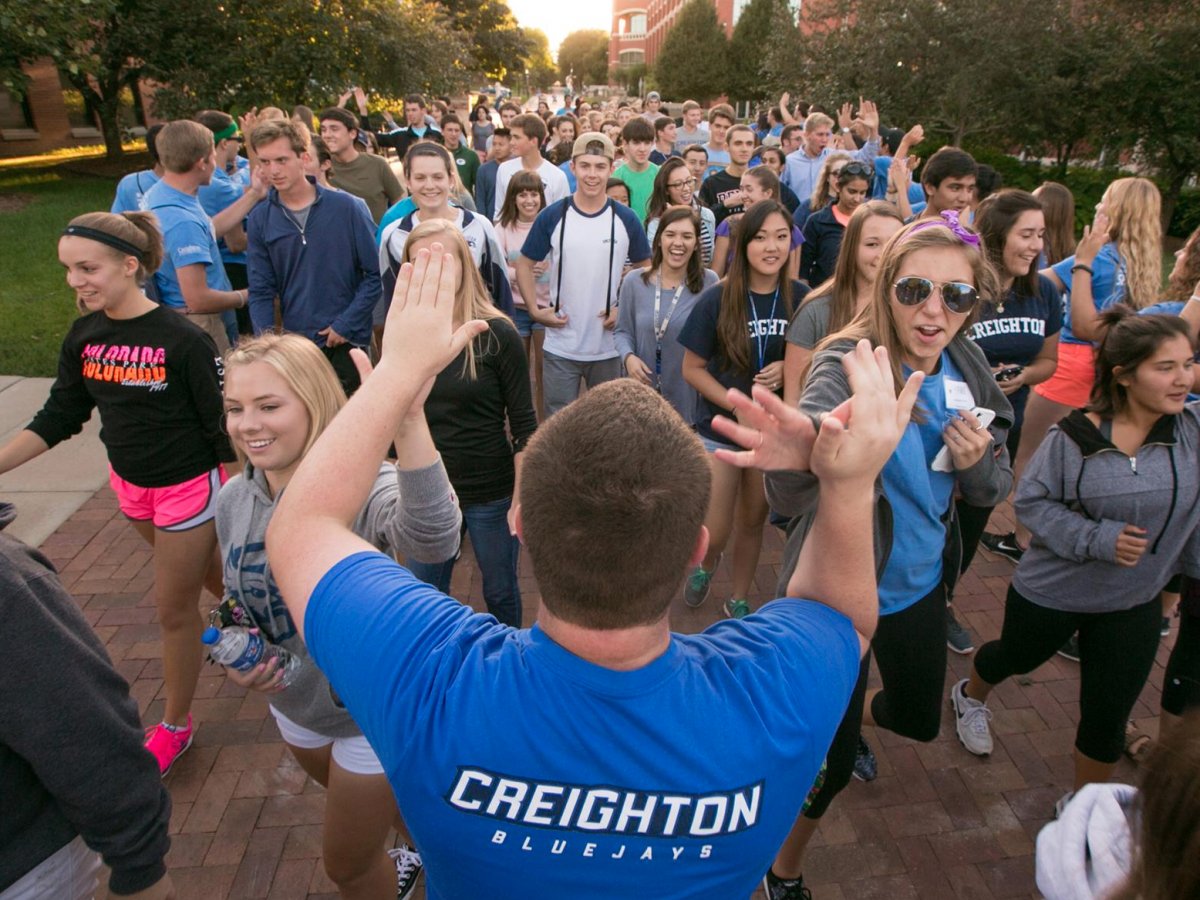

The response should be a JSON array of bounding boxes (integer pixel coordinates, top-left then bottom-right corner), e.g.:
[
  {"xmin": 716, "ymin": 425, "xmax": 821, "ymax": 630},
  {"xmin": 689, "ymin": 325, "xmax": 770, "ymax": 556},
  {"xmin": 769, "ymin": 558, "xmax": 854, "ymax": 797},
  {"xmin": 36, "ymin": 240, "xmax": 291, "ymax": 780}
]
[
  {"xmin": 0, "ymin": 90, "xmax": 35, "ymax": 131},
  {"xmin": 619, "ymin": 50, "xmax": 645, "ymax": 65},
  {"xmin": 630, "ymin": 13, "xmax": 646, "ymax": 34}
]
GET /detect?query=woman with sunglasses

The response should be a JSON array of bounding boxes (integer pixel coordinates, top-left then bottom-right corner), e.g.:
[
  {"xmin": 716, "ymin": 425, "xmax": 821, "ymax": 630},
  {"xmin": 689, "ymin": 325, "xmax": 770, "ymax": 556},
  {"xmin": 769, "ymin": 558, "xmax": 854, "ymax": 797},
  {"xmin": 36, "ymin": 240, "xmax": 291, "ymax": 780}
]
[
  {"xmin": 645, "ymin": 157, "xmax": 715, "ymax": 267},
  {"xmin": 799, "ymin": 160, "xmax": 873, "ymax": 286},
  {"xmin": 615, "ymin": 206, "xmax": 718, "ymax": 424},
  {"xmin": 728, "ymin": 214, "xmax": 1012, "ymax": 899}
]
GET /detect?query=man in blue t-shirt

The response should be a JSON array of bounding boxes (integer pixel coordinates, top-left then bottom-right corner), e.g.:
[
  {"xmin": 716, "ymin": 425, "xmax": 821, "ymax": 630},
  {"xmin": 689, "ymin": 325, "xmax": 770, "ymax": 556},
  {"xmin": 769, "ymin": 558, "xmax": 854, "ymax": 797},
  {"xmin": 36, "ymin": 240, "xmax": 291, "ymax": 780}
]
[
  {"xmin": 265, "ymin": 248, "xmax": 921, "ymax": 900},
  {"xmin": 144, "ymin": 120, "xmax": 264, "ymax": 352},
  {"xmin": 111, "ymin": 124, "xmax": 165, "ymax": 214}
]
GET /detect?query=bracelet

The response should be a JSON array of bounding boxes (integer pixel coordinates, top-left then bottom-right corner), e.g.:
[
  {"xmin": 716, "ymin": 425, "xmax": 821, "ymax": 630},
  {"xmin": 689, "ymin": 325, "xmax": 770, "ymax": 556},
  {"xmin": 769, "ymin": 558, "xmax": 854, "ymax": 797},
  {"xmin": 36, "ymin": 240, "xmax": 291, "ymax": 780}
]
[
  {"xmin": 239, "ymin": 290, "xmax": 248, "ymax": 308},
  {"xmin": 1190, "ymin": 294, "xmax": 1200, "ymax": 305},
  {"xmin": 1070, "ymin": 264, "xmax": 1093, "ymax": 276}
]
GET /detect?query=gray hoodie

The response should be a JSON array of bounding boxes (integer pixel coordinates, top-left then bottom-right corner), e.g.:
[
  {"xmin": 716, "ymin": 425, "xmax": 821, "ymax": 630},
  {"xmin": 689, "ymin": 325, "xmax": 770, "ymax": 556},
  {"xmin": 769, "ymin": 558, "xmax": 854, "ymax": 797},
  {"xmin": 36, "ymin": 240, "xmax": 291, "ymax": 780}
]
[
  {"xmin": 1013, "ymin": 404, "xmax": 1200, "ymax": 613},
  {"xmin": 215, "ymin": 459, "xmax": 461, "ymax": 736},
  {"xmin": 765, "ymin": 335, "xmax": 1014, "ymax": 596}
]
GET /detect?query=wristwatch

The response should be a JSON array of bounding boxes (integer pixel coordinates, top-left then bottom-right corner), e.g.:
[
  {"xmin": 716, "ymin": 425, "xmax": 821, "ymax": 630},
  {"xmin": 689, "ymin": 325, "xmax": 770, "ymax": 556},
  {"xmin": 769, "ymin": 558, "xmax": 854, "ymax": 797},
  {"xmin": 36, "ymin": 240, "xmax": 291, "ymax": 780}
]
[{"xmin": 841, "ymin": 127, "xmax": 850, "ymax": 134}]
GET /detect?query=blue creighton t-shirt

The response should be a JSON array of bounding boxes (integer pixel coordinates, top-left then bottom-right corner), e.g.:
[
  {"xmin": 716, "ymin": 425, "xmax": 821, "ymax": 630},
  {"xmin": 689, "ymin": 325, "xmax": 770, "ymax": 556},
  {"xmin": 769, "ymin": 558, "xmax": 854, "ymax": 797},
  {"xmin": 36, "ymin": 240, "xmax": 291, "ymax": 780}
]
[
  {"xmin": 305, "ymin": 551, "xmax": 860, "ymax": 900},
  {"xmin": 878, "ymin": 353, "xmax": 963, "ymax": 613},
  {"xmin": 1051, "ymin": 243, "xmax": 1126, "ymax": 345}
]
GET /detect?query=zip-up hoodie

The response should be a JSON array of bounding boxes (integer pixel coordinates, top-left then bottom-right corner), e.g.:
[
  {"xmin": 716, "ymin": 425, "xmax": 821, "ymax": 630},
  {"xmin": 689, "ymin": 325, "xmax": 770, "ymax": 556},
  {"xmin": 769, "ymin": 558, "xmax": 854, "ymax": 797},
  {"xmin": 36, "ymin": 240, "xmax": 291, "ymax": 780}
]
[
  {"xmin": 215, "ymin": 458, "xmax": 461, "ymax": 736},
  {"xmin": 766, "ymin": 334, "xmax": 1014, "ymax": 597},
  {"xmin": 246, "ymin": 179, "xmax": 381, "ymax": 348},
  {"xmin": 1013, "ymin": 404, "xmax": 1200, "ymax": 613}
]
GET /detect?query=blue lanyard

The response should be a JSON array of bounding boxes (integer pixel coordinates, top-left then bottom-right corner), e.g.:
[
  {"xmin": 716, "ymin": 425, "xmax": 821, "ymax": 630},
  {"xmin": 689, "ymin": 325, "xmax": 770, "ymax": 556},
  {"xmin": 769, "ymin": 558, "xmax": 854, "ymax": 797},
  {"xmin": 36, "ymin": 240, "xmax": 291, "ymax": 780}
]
[
  {"xmin": 653, "ymin": 275, "xmax": 685, "ymax": 390},
  {"xmin": 749, "ymin": 288, "xmax": 780, "ymax": 373}
]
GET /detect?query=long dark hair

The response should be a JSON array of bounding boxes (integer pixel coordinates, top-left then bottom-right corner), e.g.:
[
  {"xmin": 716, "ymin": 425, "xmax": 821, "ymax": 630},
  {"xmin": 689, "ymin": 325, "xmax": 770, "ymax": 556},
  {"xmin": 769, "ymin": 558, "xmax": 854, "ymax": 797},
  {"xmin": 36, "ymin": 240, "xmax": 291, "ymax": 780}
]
[
  {"xmin": 1088, "ymin": 305, "xmax": 1193, "ymax": 417},
  {"xmin": 645, "ymin": 157, "xmax": 691, "ymax": 227},
  {"xmin": 718, "ymin": 200, "xmax": 795, "ymax": 375},
  {"xmin": 641, "ymin": 206, "xmax": 705, "ymax": 294},
  {"xmin": 975, "ymin": 189, "xmax": 1043, "ymax": 298}
]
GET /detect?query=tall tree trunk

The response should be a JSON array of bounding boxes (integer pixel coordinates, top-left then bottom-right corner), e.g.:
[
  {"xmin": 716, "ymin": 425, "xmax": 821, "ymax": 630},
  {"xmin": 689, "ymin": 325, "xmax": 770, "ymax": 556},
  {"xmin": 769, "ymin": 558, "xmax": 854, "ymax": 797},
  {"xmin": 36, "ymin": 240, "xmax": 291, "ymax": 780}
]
[
  {"xmin": 1161, "ymin": 168, "xmax": 1187, "ymax": 237},
  {"xmin": 97, "ymin": 73, "xmax": 124, "ymax": 160}
]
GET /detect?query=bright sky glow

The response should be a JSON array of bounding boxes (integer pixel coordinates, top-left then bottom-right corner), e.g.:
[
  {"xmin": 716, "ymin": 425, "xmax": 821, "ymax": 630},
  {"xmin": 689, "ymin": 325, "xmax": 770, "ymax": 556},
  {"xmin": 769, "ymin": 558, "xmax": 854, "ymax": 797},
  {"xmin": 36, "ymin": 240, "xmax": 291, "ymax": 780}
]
[{"xmin": 507, "ymin": 0, "xmax": 612, "ymax": 62}]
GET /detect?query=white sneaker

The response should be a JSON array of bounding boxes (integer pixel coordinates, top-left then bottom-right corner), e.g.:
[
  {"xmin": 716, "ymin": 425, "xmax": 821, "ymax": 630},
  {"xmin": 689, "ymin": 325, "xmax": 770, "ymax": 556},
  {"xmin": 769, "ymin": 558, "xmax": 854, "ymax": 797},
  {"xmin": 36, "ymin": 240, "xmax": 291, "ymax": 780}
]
[
  {"xmin": 951, "ymin": 678, "xmax": 993, "ymax": 756},
  {"xmin": 388, "ymin": 845, "xmax": 423, "ymax": 900}
]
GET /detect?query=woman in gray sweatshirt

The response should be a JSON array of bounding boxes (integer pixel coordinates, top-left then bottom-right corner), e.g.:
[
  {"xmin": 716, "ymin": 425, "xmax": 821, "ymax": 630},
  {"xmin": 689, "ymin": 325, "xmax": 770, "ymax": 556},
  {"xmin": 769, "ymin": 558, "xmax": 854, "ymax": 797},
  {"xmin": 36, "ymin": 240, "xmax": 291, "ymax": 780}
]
[
  {"xmin": 216, "ymin": 333, "xmax": 461, "ymax": 900},
  {"xmin": 955, "ymin": 308, "xmax": 1200, "ymax": 811}
]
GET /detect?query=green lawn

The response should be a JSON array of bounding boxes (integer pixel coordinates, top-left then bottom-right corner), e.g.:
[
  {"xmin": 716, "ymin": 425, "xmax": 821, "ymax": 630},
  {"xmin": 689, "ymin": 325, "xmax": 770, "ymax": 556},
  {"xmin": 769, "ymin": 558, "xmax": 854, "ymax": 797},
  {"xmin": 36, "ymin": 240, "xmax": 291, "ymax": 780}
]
[{"xmin": 0, "ymin": 168, "xmax": 118, "ymax": 376}]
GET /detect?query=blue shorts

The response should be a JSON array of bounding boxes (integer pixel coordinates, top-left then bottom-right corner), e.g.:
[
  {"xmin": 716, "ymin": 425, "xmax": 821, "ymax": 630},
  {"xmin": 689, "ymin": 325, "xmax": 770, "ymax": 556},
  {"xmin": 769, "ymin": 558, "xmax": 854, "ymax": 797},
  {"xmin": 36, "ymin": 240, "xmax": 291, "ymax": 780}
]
[
  {"xmin": 512, "ymin": 306, "xmax": 545, "ymax": 338},
  {"xmin": 699, "ymin": 434, "xmax": 738, "ymax": 454}
]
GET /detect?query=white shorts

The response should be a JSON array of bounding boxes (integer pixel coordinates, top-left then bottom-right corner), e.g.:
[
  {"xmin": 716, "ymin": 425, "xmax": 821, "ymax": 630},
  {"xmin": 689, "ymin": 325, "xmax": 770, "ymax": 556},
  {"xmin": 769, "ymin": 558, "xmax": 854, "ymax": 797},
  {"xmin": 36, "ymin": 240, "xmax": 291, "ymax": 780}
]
[
  {"xmin": 269, "ymin": 705, "xmax": 384, "ymax": 776},
  {"xmin": 0, "ymin": 836, "xmax": 100, "ymax": 900}
]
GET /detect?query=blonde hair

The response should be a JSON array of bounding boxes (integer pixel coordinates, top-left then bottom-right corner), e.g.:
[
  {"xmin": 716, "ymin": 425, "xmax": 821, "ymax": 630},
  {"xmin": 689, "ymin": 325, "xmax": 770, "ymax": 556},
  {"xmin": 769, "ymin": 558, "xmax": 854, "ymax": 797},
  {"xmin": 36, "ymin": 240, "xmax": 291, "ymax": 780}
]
[
  {"xmin": 810, "ymin": 152, "xmax": 851, "ymax": 210},
  {"xmin": 816, "ymin": 220, "xmax": 999, "ymax": 420},
  {"xmin": 223, "ymin": 334, "xmax": 346, "ymax": 467},
  {"xmin": 399, "ymin": 220, "xmax": 508, "ymax": 379},
  {"xmin": 156, "ymin": 120, "xmax": 214, "ymax": 174},
  {"xmin": 1104, "ymin": 177, "xmax": 1162, "ymax": 310},
  {"xmin": 65, "ymin": 210, "xmax": 164, "ymax": 285}
]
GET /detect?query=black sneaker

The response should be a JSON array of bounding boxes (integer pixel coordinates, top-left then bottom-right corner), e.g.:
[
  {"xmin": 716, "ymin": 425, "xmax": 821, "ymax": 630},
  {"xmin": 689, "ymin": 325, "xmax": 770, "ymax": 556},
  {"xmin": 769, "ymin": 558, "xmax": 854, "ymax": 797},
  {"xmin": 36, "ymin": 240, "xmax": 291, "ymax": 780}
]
[
  {"xmin": 981, "ymin": 530, "xmax": 1025, "ymax": 563},
  {"xmin": 388, "ymin": 845, "xmax": 423, "ymax": 900},
  {"xmin": 946, "ymin": 606, "xmax": 975, "ymax": 654},
  {"xmin": 1056, "ymin": 633, "xmax": 1080, "ymax": 662},
  {"xmin": 763, "ymin": 868, "xmax": 812, "ymax": 900},
  {"xmin": 852, "ymin": 735, "xmax": 878, "ymax": 781}
]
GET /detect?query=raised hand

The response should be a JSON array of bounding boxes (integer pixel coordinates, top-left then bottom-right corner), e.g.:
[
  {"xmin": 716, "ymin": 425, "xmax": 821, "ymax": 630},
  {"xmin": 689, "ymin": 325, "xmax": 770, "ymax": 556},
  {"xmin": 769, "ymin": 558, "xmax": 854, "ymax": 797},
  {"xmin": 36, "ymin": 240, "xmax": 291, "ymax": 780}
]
[
  {"xmin": 838, "ymin": 101, "xmax": 854, "ymax": 131},
  {"xmin": 1075, "ymin": 211, "xmax": 1111, "ymax": 265},
  {"xmin": 858, "ymin": 98, "xmax": 880, "ymax": 134},
  {"xmin": 807, "ymin": 340, "xmax": 922, "ymax": 484},
  {"xmin": 711, "ymin": 385, "xmax": 822, "ymax": 473}
]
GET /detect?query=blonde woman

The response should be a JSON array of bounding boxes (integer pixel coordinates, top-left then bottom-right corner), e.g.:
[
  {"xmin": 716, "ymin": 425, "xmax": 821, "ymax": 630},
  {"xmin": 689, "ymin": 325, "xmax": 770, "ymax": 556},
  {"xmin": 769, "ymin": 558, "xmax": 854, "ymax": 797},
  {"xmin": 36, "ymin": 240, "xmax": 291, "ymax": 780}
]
[
  {"xmin": 400, "ymin": 220, "xmax": 537, "ymax": 627},
  {"xmin": 218, "ymin": 332, "xmax": 461, "ymax": 899}
]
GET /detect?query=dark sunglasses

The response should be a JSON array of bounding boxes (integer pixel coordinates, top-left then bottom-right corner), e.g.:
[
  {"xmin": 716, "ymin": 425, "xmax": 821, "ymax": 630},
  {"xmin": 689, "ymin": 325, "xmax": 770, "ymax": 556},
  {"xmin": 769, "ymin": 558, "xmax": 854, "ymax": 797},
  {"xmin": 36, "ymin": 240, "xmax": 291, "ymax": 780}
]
[
  {"xmin": 840, "ymin": 162, "xmax": 871, "ymax": 179},
  {"xmin": 893, "ymin": 276, "xmax": 979, "ymax": 313}
]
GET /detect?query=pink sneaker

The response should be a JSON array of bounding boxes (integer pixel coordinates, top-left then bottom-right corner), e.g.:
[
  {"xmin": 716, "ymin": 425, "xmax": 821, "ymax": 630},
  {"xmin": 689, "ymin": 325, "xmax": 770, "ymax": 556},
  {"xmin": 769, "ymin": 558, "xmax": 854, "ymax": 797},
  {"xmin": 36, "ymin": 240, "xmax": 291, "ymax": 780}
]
[{"xmin": 144, "ymin": 715, "xmax": 193, "ymax": 776}]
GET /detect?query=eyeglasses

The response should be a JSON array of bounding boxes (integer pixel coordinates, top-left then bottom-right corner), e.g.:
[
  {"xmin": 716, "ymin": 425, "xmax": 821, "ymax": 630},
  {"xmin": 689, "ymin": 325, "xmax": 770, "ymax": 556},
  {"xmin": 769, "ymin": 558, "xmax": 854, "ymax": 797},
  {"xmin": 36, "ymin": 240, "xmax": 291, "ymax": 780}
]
[
  {"xmin": 667, "ymin": 177, "xmax": 697, "ymax": 190},
  {"xmin": 893, "ymin": 276, "xmax": 979, "ymax": 313},
  {"xmin": 840, "ymin": 162, "xmax": 871, "ymax": 179}
]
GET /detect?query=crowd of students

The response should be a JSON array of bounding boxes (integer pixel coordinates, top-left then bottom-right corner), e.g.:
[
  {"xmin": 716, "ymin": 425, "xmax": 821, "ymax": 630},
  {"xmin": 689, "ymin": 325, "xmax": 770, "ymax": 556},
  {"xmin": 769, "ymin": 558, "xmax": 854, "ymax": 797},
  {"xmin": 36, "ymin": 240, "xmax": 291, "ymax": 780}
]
[{"xmin": 1, "ymin": 86, "xmax": 1199, "ymax": 900}]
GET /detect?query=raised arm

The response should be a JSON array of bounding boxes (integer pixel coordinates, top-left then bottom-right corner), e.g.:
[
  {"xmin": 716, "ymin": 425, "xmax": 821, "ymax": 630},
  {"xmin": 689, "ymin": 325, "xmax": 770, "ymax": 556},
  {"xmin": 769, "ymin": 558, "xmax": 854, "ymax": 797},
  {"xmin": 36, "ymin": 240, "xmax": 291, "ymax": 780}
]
[
  {"xmin": 1063, "ymin": 214, "xmax": 1111, "ymax": 343},
  {"xmin": 266, "ymin": 246, "xmax": 489, "ymax": 639}
]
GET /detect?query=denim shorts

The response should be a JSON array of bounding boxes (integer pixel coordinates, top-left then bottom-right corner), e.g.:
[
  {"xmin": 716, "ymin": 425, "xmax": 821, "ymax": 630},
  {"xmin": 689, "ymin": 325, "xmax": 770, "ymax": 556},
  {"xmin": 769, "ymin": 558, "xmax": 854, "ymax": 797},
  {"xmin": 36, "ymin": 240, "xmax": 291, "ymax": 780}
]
[
  {"xmin": 699, "ymin": 434, "xmax": 738, "ymax": 454},
  {"xmin": 511, "ymin": 306, "xmax": 545, "ymax": 338}
]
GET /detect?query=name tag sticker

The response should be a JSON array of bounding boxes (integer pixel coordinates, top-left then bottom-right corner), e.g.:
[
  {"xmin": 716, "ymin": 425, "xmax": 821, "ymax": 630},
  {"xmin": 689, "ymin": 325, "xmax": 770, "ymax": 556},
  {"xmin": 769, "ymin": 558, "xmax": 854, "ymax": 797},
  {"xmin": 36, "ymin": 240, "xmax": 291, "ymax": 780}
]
[{"xmin": 944, "ymin": 379, "xmax": 975, "ymax": 411}]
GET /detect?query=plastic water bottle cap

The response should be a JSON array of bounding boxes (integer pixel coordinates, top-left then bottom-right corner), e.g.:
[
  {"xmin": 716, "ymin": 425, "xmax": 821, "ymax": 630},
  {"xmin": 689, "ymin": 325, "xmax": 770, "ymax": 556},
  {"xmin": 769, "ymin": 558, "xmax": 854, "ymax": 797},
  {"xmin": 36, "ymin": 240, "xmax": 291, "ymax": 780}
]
[{"xmin": 201, "ymin": 626, "xmax": 222, "ymax": 645}]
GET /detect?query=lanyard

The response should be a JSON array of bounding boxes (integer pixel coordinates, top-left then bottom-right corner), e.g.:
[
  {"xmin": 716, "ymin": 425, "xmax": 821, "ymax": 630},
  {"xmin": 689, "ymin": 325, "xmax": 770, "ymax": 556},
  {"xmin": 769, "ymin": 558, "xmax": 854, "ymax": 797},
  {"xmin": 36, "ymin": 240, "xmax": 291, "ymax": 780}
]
[
  {"xmin": 749, "ymin": 288, "xmax": 780, "ymax": 373},
  {"xmin": 653, "ymin": 274, "xmax": 686, "ymax": 389}
]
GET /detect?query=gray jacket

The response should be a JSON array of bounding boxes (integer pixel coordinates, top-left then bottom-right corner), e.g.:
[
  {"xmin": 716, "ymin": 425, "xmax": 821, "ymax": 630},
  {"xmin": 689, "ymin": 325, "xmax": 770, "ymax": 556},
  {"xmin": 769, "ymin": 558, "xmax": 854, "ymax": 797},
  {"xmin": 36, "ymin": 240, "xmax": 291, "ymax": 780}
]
[
  {"xmin": 1013, "ymin": 405, "xmax": 1200, "ymax": 612},
  {"xmin": 766, "ymin": 335, "xmax": 1014, "ymax": 596},
  {"xmin": 215, "ymin": 459, "xmax": 461, "ymax": 736}
]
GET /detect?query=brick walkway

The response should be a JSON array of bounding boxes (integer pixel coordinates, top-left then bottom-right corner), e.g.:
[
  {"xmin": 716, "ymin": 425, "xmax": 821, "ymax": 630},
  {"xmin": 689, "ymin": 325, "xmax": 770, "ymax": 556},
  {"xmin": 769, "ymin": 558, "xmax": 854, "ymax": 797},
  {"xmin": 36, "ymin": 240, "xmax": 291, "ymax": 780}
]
[{"xmin": 44, "ymin": 487, "xmax": 1169, "ymax": 899}]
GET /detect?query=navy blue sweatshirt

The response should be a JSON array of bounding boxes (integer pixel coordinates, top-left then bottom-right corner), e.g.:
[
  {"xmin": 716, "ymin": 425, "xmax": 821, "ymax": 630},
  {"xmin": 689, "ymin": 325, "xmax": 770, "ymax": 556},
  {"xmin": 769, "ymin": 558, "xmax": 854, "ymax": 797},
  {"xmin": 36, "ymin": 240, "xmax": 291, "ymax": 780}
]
[
  {"xmin": 799, "ymin": 205, "xmax": 845, "ymax": 286},
  {"xmin": 246, "ymin": 180, "xmax": 381, "ymax": 348}
]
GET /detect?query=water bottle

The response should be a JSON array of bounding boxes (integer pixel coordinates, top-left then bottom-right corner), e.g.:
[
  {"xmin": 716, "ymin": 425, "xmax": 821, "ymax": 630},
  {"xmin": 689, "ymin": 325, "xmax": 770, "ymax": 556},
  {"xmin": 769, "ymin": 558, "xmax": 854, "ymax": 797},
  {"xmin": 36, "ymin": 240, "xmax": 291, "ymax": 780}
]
[{"xmin": 201, "ymin": 626, "xmax": 300, "ymax": 688}]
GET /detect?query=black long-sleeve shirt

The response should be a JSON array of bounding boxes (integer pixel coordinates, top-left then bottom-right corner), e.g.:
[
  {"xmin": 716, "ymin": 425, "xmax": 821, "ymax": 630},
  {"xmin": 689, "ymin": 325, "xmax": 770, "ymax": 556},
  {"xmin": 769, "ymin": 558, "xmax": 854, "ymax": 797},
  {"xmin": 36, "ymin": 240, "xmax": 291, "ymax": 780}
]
[
  {"xmin": 0, "ymin": 503, "xmax": 171, "ymax": 894},
  {"xmin": 27, "ymin": 307, "xmax": 233, "ymax": 487},
  {"xmin": 425, "ymin": 318, "xmax": 537, "ymax": 506}
]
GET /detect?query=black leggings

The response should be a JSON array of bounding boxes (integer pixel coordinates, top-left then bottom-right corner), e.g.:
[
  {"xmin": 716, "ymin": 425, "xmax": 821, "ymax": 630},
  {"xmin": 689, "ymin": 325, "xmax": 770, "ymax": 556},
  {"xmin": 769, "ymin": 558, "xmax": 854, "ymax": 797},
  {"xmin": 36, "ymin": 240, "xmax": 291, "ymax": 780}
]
[
  {"xmin": 1163, "ymin": 577, "xmax": 1200, "ymax": 716},
  {"xmin": 975, "ymin": 585, "xmax": 1161, "ymax": 763},
  {"xmin": 953, "ymin": 422, "xmax": 1023, "ymax": 576},
  {"xmin": 804, "ymin": 583, "xmax": 947, "ymax": 819}
]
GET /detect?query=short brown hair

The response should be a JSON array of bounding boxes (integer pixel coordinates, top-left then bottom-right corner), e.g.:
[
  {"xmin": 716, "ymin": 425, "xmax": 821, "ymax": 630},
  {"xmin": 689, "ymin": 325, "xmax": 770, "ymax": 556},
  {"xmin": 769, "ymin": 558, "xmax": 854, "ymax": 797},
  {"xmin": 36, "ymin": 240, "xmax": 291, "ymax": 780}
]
[
  {"xmin": 156, "ymin": 120, "xmax": 214, "ymax": 174},
  {"xmin": 621, "ymin": 116, "xmax": 654, "ymax": 144},
  {"xmin": 510, "ymin": 113, "xmax": 547, "ymax": 143},
  {"xmin": 250, "ymin": 119, "xmax": 310, "ymax": 155},
  {"xmin": 520, "ymin": 380, "xmax": 710, "ymax": 629},
  {"xmin": 708, "ymin": 104, "xmax": 735, "ymax": 126}
]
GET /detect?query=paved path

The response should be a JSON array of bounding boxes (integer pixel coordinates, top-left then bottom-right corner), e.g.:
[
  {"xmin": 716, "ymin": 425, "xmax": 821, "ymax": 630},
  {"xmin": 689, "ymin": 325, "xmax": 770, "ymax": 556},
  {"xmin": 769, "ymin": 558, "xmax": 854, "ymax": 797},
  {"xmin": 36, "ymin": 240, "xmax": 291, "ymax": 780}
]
[{"xmin": 21, "ymin": 482, "xmax": 1163, "ymax": 899}]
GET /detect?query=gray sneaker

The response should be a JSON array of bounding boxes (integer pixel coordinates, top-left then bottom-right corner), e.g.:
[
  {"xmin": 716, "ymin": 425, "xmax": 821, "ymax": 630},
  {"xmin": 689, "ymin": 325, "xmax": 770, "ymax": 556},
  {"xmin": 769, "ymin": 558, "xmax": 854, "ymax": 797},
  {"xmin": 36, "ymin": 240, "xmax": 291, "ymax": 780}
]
[
  {"xmin": 951, "ymin": 678, "xmax": 993, "ymax": 756},
  {"xmin": 684, "ymin": 554, "xmax": 720, "ymax": 608},
  {"xmin": 946, "ymin": 606, "xmax": 975, "ymax": 654}
]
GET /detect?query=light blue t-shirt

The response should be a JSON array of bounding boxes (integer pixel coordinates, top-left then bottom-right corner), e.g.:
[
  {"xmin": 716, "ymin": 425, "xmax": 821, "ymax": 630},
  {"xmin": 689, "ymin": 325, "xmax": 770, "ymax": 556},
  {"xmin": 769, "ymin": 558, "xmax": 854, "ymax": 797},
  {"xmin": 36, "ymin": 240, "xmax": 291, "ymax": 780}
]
[
  {"xmin": 376, "ymin": 197, "xmax": 419, "ymax": 246},
  {"xmin": 871, "ymin": 157, "xmax": 925, "ymax": 203},
  {"xmin": 198, "ymin": 166, "xmax": 247, "ymax": 265},
  {"xmin": 111, "ymin": 169, "xmax": 160, "ymax": 213},
  {"xmin": 1050, "ymin": 243, "xmax": 1126, "ymax": 345},
  {"xmin": 144, "ymin": 180, "xmax": 231, "ymax": 309},
  {"xmin": 702, "ymin": 148, "xmax": 731, "ymax": 181},
  {"xmin": 305, "ymin": 551, "xmax": 860, "ymax": 900},
  {"xmin": 878, "ymin": 354, "xmax": 962, "ymax": 613}
]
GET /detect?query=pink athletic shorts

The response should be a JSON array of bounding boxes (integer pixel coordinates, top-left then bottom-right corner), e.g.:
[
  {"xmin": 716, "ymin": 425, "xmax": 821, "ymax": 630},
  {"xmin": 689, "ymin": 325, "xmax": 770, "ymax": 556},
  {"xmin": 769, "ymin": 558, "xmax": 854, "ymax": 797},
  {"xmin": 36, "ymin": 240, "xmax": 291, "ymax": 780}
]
[
  {"xmin": 109, "ymin": 466, "xmax": 228, "ymax": 531},
  {"xmin": 1032, "ymin": 341, "xmax": 1095, "ymax": 409}
]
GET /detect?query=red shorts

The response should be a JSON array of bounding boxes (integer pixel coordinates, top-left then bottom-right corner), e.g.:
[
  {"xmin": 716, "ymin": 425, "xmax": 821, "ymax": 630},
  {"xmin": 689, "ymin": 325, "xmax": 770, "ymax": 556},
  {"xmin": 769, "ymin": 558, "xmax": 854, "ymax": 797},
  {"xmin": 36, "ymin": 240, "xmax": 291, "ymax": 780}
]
[
  {"xmin": 109, "ymin": 466, "xmax": 228, "ymax": 531},
  {"xmin": 1033, "ymin": 341, "xmax": 1095, "ymax": 409}
]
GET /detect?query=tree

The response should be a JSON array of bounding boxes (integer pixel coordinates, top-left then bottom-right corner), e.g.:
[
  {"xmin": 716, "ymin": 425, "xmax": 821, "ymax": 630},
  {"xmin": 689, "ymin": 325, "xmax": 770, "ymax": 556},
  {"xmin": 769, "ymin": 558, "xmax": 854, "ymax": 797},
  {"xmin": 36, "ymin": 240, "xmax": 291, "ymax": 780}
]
[
  {"xmin": 726, "ymin": 0, "xmax": 788, "ymax": 104},
  {"xmin": 523, "ymin": 28, "xmax": 558, "ymax": 91},
  {"xmin": 557, "ymin": 30, "xmax": 610, "ymax": 87},
  {"xmin": 432, "ymin": 0, "xmax": 532, "ymax": 82},
  {"xmin": 654, "ymin": 0, "xmax": 728, "ymax": 103},
  {"xmin": 0, "ymin": 0, "xmax": 102, "ymax": 100}
]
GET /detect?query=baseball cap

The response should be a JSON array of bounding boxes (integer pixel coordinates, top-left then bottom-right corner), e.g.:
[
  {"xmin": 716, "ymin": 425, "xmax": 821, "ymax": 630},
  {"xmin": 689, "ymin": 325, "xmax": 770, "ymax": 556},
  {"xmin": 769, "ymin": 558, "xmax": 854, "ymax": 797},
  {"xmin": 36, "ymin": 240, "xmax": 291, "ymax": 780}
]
[
  {"xmin": 646, "ymin": 91, "xmax": 661, "ymax": 101},
  {"xmin": 572, "ymin": 131, "xmax": 615, "ymax": 161}
]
